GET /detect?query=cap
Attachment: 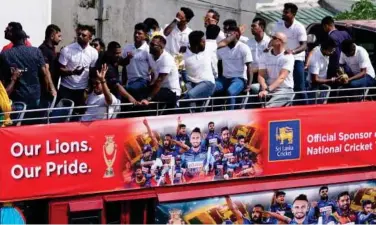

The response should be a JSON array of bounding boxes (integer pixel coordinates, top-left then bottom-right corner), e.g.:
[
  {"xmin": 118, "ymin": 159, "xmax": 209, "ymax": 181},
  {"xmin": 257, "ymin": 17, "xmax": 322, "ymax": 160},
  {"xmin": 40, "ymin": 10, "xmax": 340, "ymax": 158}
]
[{"xmin": 142, "ymin": 145, "xmax": 152, "ymax": 153}]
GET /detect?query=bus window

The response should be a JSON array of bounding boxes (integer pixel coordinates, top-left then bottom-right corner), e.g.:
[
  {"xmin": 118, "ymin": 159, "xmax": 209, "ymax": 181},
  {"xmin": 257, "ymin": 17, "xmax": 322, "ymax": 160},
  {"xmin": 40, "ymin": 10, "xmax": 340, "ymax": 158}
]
[{"xmin": 69, "ymin": 210, "xmax": 102, "ymax": 224}]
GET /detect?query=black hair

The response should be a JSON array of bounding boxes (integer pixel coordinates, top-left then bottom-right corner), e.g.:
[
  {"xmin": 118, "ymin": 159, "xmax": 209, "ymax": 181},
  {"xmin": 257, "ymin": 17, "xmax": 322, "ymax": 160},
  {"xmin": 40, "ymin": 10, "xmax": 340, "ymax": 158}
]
[
  {"xmin": 254, "ymin": 204, "xmax": 265, "ymax": 210},
  {"xmin": 178, "ymin": 124, "xmax": 187, "ymax": 129},
  {"xmin": 221, "ymin": 127, "xmax": 229, "ymax": 133},
  {"xmin": 284, "ymin": 3, "xmax": 298, "ymax": 15},
  {"xmin": 223, "ymin": 19, "xmax": 237, "ymax": 27},
  {"xmin": 275, "ymin": 191, "xmax": 286, "ymax": 197},
  {"xmin": 319, "ymin": 186, "xmax": 329, "ymax": 193},
  {"xmin": 8, "ymin": 22, "xmax": 22, "ymax": 30},
  {"xmin": 252, "ymin": 18, "xmax": 266, "ymax": 30},
  {"xmin": 181, "ymin": 7, "xmax": 195, "ymax": 22},
  {"xmin": 45, "ymin": 24, "xmax": 61, "ymax": 40},
  {"xmin": 208, "ymin": 9, "xmax": 220, "ymax": 21},
  {"xmin": 321, "ymin": 16, "xmax": 335, "ymax": 26},
  {"xmin": 321, "ymin": 38, "xmax": 336, "ymax": 50},
  {"xmin": 293, "ymin": 194, "xmax": 309, "ymax": 204},
  {"xmin": 11, "ymin": 29, "xmax": 28, "ymax": 43},
  {"xmin": 152, "ymin": 35, "xmax": 166, "ymax": 45},
  {"xmin": 192, "ymin": 127, "xmax": 201, "ymax": 134},
  {"xmin": 337, "ymin": 191, "xmax": 350, "ymax": 200},
  {"xmin": 143, "ymin": 18, "xmax": 160, "ymax": 30},
  {"xmin": 107, "ymin": 41, "xmax": 121, "ymax": 51},
  {"xmin": 134, "ymin": 22, "xmax": 148, "ymax": 33},
  {"xmin": 78, "ymin": 24, "xmax": 95, "ymax": 36},
  {"xmin": 362, "ymin": 200, "xmax": 373, "ymax": 208},
  {"xmin": 237, "ymin": 135, "xmax": 245, "ymax": 140},
  {"xmin": 208, "ymin": 121, "xmax": 215, "ymax": 126},
  {"xmin": 227, "ymin": 26, "xmax": 240, "ymax": 34},
  {"xmin": 189, "ymin": 30, "xmax": 205, "ymax": 47},
  {"xmin": 92, "ymin": 38, "xmax": 105, "ymax": 49},
  {"xmin": 165, "ymin": 134, "xmax": 173, "ymax": 138},
  {"xmin": 341, "ymin": 39, "xmax": 355, "ymax": 55},
  {"xmin": 206, "ymin": 25, "xmax": 221, "ymax": 40}
]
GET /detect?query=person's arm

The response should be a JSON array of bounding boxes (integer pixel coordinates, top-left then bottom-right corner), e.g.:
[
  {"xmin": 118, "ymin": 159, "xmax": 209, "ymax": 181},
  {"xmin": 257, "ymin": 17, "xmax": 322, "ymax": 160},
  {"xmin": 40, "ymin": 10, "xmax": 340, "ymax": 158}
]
[
  {"xmin": 37, "ymin": 50, "xmax": 56, "ymax": 96},
  {"xmin": 176, "ymin": 116, "xmax": 182, "ymax": 136},
  {"xmin": 217, "ymin": 33, "xmax": 237, "ymax": 49},
  {"xmin": 172, "ymin": 139, "xmax": 190, "ymax": 153},
  {"xmin": 287, "ymin": 26, "xmax": 307, "ymax": 54},
  {"xmin": 58, "ymin": 48, "xmax": 84, "ymax": 76},
  {"xmin": 264, "ymin": 211, "xmax": 291, "ymax": 223},
  {"xmin": 348, "ymin": 49, "xmax": 370, "ymax": 82},
  {"xmin": 142, "ymin": 73, "xmax": 167, "ymax": 103},
  {"xmin": 116, "ymin": 84, "xmax": 138, "ymax": 104},
  {"xmin": 243, "ymin": 46, "xmax": 253, "ymax": 91},
  {"xmin": 257, "ymin": 54, "xmax": 268, "ymax": 92},
  {"xmin": 310, "ymin": 58, "xmax": 335, "ymax": 84},
  {"xmin": 305, "ymin": 48, "xmax": 316, "ymax": 69},
  {"xmin": 225, "ymin": 196, "xmax": 243, "ymax": 222},
  {"xmin": 164, "ymin": 11, "xmax": 184, "ymax": 37},
  {"xmin": 5, "ymin": 68, "xmax": 20, "ymax": 95},
  {"xmin": 96, "ymin": 64, "xmax": 113, "ymax": 105},
  {"xmin": 268, "ymin": 69, "xmax": 290, "ymax": 91},
  {"xmin": 143, "ymin": 118, "xmax": 159, "ymax": 148}
]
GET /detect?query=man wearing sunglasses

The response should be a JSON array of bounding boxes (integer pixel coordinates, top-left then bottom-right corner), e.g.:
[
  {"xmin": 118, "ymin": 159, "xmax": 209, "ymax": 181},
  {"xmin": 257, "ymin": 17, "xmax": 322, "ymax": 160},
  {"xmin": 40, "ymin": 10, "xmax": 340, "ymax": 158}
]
[
  {"xmin": 58, "ymin": 24, "xmax": 98, "ymax": 118},
  {"xmin": 204, "ymin": 9, "xmax": 226, "ymax": 43},
  {"xmin": 256, "ymin": 32, "xmax": 295, "ymax": 108}
]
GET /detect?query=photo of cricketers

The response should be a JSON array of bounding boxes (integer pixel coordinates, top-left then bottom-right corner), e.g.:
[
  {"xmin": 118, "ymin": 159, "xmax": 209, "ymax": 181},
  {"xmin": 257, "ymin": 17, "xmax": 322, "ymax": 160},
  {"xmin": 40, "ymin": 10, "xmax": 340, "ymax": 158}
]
[
  {"xmin": 156, "ymin": 181, "xmax": 376, "ymax": 224},
  {"xmin": 121, "ymin": 112, "xmax": 262, "ymax": 188}
]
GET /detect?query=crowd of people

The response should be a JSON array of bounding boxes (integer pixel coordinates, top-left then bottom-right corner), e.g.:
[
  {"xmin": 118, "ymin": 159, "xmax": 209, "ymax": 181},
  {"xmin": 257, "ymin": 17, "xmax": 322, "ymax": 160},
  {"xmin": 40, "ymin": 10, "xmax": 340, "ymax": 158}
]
[{"xmin": 0, "ymin": 2, "xmax": 375, "ymax": 125}]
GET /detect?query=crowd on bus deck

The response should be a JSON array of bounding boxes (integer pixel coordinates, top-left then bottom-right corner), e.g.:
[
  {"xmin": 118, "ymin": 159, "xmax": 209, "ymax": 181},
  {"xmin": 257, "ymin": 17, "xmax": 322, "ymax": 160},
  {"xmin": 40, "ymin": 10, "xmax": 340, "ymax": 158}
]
[{"xmin": 0, "ymin": 2, "xmax": 375, "ymax": 123}]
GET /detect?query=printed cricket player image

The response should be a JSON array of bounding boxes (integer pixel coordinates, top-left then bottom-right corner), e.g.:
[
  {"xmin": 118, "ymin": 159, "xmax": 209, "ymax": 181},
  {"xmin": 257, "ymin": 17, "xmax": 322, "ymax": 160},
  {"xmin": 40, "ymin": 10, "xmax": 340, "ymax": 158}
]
[
  {"xmin": 122, "ymin": 113, "xmax": 262, "ymax": 188},
  {"xmin": 311, "ymin": 186, "xmax": 338, "ymax": 224},
  {"xmin": 327, "ymin": 191, "xmax": 357, "ymax": 224}
]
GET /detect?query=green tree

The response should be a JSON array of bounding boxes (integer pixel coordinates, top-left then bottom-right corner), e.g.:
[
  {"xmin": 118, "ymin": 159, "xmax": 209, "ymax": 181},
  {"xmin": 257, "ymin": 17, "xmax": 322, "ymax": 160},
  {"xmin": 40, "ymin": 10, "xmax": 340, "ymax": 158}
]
[{"xmin": 335, "ymin": 0, "xmax": 376, "ymax": 20}]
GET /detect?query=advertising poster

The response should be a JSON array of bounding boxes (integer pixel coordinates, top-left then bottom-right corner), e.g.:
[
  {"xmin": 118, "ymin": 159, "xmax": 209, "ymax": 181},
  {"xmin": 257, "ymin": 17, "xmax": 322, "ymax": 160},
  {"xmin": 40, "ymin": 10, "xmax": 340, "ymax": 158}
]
[
  {"xmin": 0, "ymin": 102, "xmax": 376, "ymax": 201},
  {"xmin": 156, "ymin": 181, "xmax": 376, "ymax": 224}
]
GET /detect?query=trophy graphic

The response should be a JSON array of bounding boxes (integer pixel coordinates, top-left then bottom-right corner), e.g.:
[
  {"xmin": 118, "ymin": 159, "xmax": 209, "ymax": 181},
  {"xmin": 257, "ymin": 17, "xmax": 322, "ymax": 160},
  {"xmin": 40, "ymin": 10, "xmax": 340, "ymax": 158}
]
[{"xmin": 103, "ymin": 135, "xmax": 117, "ymax": 178}]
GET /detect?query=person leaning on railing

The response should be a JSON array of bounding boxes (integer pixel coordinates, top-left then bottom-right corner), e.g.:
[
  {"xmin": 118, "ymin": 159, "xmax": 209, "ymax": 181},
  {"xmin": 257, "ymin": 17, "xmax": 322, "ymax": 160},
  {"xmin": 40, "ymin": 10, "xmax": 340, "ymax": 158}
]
[{"xmin": 254, "ymin": 32, "xmax": 295, "ymax": 108}]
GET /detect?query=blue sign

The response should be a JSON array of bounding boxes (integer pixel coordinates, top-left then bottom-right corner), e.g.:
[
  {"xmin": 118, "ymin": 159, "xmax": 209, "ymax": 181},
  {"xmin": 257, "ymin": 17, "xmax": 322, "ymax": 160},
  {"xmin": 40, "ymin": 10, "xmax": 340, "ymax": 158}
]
[{"xmin": 269, "ymin": 120, "xmax": 301, "ymax": 161}]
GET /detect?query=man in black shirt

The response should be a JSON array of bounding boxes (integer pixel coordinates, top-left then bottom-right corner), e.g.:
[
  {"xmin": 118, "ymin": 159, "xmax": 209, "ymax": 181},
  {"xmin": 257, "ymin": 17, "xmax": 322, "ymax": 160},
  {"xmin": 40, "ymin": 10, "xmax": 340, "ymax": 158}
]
[
  {"xmin": 39, "ymin": 24, "xmax": 61, "ymax": 109},
  {"xmin": 0, "ymin": 28, "xmax": 55, "ymax": 124}
]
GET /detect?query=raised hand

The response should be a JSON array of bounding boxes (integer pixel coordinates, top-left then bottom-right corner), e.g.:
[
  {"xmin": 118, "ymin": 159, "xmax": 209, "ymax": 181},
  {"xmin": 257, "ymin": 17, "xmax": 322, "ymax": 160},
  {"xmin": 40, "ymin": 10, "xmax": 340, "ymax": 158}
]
[{"xmin": 96, "ymin": 64, "xmax": 108, "ymax": 81}]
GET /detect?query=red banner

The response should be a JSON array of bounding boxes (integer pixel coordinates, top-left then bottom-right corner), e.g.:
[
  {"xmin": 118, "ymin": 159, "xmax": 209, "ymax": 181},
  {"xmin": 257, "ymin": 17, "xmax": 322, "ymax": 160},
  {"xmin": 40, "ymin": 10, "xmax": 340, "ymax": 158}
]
[{"xmin": 0, "ymin": 102, "xmax": 376, "ymax": 201}]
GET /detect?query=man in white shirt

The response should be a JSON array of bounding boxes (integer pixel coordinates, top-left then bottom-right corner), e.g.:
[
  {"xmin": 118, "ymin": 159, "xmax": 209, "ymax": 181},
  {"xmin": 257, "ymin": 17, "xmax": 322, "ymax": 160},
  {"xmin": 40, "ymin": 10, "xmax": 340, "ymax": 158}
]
[
  {"xmin": 223, "ymin": 19, "xmax": 249, "ymax": 44},
  {"xmin": 255, "ymin": 32, "xmax": 295, "ymax": 108},
  {"xmin": 121, "ymin": 23, "xmax": 150, "ymax": 100},
  {"xmin": 204, "ymin": 9, "xmax": 226, "ymax": 43},
  {"xmin": 247, "ymin": 18, "xmax": 271, "ymax": 84},
  {"xmin": 215, "ymin": 26, "xmax": 253, "ymax": 110},
  {"xmin": 58, "ymin": 25, "xmax": 98, "ymax": 117},
  {"xmin": 183, "ymin": 30, "xmax": 217, "ymax": 99},
  {"xmin": 308, "ymin": 39, "xmax": 336, "ymax": 88},
  {"xmin": 140, "ymin": 36, "xmax": 181, "ymax": 109},
  {"xmin": 338, "ymin": 39, "xmax": 376, "ymax": 88},
  {"xmin": 163, "ymin": 7, "xmax": 194, "ymax": 55},
  {"xmin": 272, "ymin": 3, "xmax": 308, "ymax": 105},
  {"xmin": 81, "ymin": 64, "xmax": 120, "ymax": 121}
]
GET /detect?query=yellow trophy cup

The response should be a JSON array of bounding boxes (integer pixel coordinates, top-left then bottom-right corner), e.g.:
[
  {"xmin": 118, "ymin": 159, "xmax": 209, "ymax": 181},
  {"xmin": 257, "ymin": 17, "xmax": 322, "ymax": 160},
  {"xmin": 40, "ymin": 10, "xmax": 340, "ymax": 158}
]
[{"xmin": 103, "ymin": 135, "xmax": 117, "ymax": 178}]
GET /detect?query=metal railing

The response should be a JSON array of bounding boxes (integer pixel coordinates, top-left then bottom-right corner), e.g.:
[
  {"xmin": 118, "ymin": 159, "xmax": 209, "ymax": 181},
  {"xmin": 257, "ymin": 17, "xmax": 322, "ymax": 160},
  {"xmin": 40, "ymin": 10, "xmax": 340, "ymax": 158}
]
[{"xmin": 1, "ymin": 86, "xmax": 375, "ymax": 127}]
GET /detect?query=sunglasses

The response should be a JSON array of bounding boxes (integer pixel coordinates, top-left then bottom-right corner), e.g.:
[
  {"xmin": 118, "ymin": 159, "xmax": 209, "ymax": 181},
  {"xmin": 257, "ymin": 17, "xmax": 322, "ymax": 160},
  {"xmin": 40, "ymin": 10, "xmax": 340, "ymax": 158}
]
[{"xmin": 272, "ymin": 36, "xmax": 284, "ymax": 42}]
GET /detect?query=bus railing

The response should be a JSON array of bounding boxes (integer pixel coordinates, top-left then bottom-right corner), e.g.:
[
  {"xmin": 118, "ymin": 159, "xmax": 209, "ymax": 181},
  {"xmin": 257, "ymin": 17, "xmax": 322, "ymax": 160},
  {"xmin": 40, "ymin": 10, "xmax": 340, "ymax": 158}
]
[{"xmin": 1, "ymin": 86, "xmax": 375, "ymax": 126}]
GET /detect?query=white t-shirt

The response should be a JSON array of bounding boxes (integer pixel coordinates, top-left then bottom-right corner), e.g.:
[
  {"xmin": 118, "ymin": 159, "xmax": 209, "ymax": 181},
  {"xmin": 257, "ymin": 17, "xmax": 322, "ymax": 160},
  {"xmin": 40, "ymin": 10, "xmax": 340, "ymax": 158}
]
[
  {"xmin": 183, "ymin": 41, "xmax": 216, "ymax": 84},
  {"xmin": 216, "ymin": 30, "xmax": 226, "ymax": 43},
  {"xmin": 308, "ymin": 48, "xmax": 329, "ymax": 83},
  {"xmin": 206, "ymin": 40, "xmax": 219, "ymax": 78},
  {"xmin": 259, "ymin": 50, "xmax": 295, "ymax": 90},
  {"xmin": 217, "ymin": 41, "xmax": 253, "ymax": 80},
  {"xmin": 81, "ymin": 92, "xmax": 120, "ymax": 121},
  {"xmin": 163, "ymin": 25, "xmax": 192, "ymax": 56},
  {"xmin": 247, "ymin": 34, "xmax": 271, "ymax": 69},
  {"xmin": 339, "ymin": 45, "xmax": 375, "ymax": 78},
  {"xmin": 273, "ymin": 19, "xmax": 307, "ymax": 61},
  {"xmin": 148, "ymin": 50, "xmax": 181, "ymax": 96},
  {"xmin": 59, "ymin": 42, "xmax": 98, "ymax": 90},
  {"xmin": 122, "ymin": 42, "xmax": 150, "ymax": 84}
]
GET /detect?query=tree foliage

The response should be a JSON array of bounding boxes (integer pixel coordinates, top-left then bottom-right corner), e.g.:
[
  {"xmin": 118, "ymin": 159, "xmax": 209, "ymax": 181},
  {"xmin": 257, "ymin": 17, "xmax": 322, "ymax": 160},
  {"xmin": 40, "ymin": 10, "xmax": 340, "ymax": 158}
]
[{"xmin": 335, "ymin": 0, "xmax": 376, "ymax": 20}]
